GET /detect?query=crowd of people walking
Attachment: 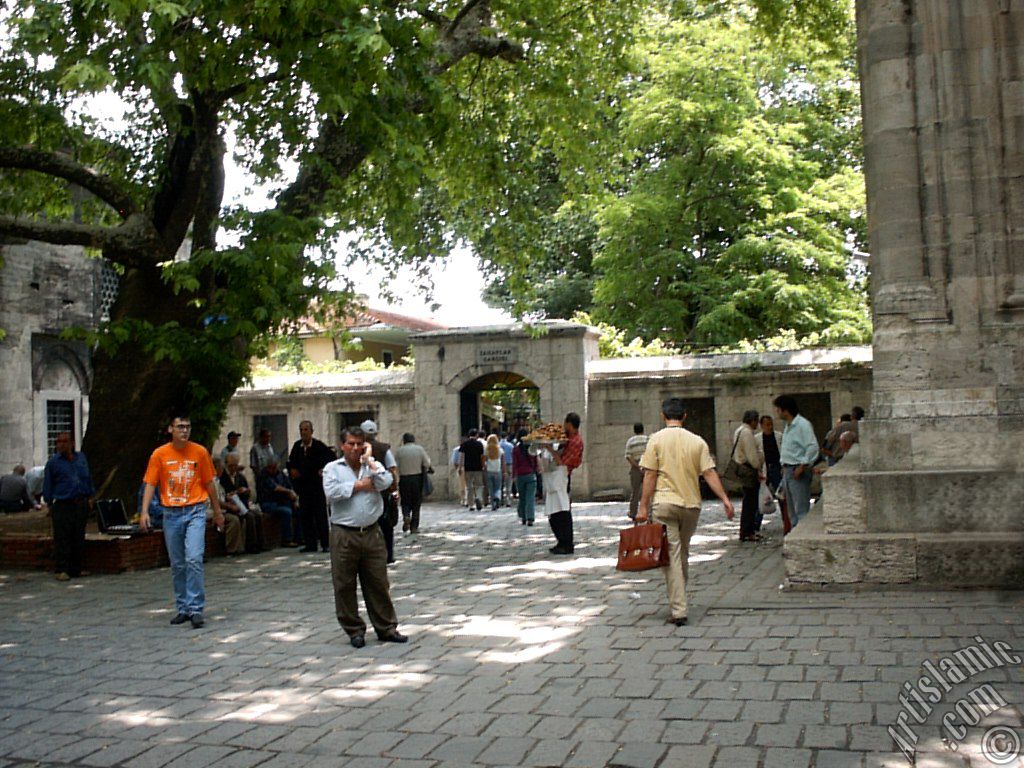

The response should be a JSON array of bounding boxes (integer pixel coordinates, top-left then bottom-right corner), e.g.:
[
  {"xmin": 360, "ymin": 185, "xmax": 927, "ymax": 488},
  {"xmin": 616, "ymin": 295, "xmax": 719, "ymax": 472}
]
[{"xmin": 15, "ymin": 391, "xmax": 862, "ymax": 637}]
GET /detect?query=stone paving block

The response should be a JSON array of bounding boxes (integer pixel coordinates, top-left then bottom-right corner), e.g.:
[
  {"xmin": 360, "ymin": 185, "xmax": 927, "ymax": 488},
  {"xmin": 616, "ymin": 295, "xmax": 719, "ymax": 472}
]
[
  {"xmin": 849, "ymin": 724, "xmax": 893, "ymax": 751},
  {"xmin": 44, "ymin": 737, "xmax": 116, "ymax": 764},
  {"xmin": 662, "ymin": 744, "xmax": 716, "ymax": 768},
  {"xmin": 818, "ymin": 750, "xmax": 867, "ymax": 767},
  {"xmin": 78, "ymin": 739, "xmax": 155, "ymax": 767},
  {"xmin": 208, "ymin": 749, "xmax": 277, "ymax": 768},
  {"xmin": 427, "ymin": 735, "xmax": 492, "ymax": 763},
  {"xmin": 768, "ymin": 667, "xmax": 806, "ymax": 682},
  {"xmin": 828, "ymin": 702, "xmax": 874, "ymax": 725},
  {"xmin": 576, "ymin": 697, "xmax": 626, "ymax": 718},
  {"xmin": 480, "ymin": 714, "xmax": 541, "ymax": 739},
  {"xmin": 564, "ymin": 740, "xmax": 619, "ymax": 768},
  {"xmin": 778, "ymin": 683, "xmax": 818, "ymax": 702},
  {"xmin": 660, "ymin": 720, "xmax": 711, "ymax": 744},
  {"xmin": 802, "ymin": 724, "xmax": 849, "ymax": 749},
  {"xmin": 699, "ymin": 699, "xmax": 744, "ymax": 720},
  {"xmin": 523, "ymin": 738, "xmax": 576, "ymax": 767},
  {"xmin": 347, "ymin": 730, "xmax": 405, "ymax": 757},
  {"xmin": 755, "ymin": 723, "xmax": 805, "ymax": 748},
  {"xmin": 5, "ymin": 733, "xmax": 77, "ymax": 762},
  {"xmin": 388, "ymin": 733, "xmax": 447, "ymax": 760},
  {"xmin": 616, "ymin": 719, "xmax": 666, "ymax": 743},
  {"xmin": 526, "ymin": 715, "xmax": 580, "ymax": 740},
  {"xmin": 741, "ymin": 700, "xmax": 785, "ymax": 723},
  {"xmin": 436, "ymin": 712, "xmax": 496, "ymax": 737},
  {"xmin": 763, "ymin": 747, "xmax": 814, "ymax": 768},
  {"xmin": 605, "ymin": 742, "xmax": 666, "ymax": 768},
  {"xmin": 711, "ymin": 746, "xmax": 761, "ymax": 767},
  {"xmin": 705, "ymin": 721, "xmax": 756, "ymax": 746},
  {"xmin": 573, "ymin": 717, "xmax": 625, "ymax": 741},
  {"xmin": 475, "ymin": 736, "xmax": 536, "ymax": 765},
  {"xmin": 123, "ymin": 742, "xmax": 197, "ymax": 768}
]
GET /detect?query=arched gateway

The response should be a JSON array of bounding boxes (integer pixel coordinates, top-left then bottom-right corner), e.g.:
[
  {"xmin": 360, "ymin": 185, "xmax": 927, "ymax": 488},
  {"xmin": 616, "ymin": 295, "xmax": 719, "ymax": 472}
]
[{"xmin": 410, "ymin": 322, "xmax": 599, "ymax": 500}]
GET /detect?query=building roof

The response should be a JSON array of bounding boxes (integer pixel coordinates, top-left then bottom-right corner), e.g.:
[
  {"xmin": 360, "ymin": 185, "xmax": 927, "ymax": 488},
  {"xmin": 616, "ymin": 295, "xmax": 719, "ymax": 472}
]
[{"xmin": 293, "ymin": 305, "xmax": 447, "ymax": 337}]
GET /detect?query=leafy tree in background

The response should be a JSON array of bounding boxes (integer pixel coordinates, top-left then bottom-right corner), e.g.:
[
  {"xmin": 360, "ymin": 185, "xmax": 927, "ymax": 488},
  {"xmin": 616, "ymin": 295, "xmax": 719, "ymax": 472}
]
[
  {"xmin": 482, "ymin": 1, "xmax": 869, "ymax": 349},
  {"xmin": 0, "ymin": 0, "xmax": 642, "ymax": 497}
]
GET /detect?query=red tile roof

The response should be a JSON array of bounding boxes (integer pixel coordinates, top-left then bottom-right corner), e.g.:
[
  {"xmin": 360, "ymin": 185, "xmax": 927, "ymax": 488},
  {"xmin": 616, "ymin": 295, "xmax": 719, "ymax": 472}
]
[{"xmin": 291, "ymin": 305, "xmax": 447, "ymax": 336}]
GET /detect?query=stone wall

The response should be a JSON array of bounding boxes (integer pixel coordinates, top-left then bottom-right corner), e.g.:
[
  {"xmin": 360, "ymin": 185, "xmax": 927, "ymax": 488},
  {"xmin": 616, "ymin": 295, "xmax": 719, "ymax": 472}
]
[
  {"xmin": 223, "ymin": 335, "xmax": 873, "ymax": 504},
  {"xmin": 586, "ymin": 351, "xmax": 873, "ymax": 498},
  {"xmin": 785, "ymin": 0, "xmax": 1024, "ymax": 587},
  {"xmin": 0, "ymin": 242, "xmax": 101, "ymax": 469}
]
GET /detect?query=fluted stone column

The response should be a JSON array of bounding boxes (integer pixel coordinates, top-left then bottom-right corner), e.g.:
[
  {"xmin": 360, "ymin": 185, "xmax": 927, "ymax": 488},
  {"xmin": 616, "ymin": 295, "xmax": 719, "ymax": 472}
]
[{"xmin": 786, "ymin": 0, "xmax": 1024, "ymax": 586}]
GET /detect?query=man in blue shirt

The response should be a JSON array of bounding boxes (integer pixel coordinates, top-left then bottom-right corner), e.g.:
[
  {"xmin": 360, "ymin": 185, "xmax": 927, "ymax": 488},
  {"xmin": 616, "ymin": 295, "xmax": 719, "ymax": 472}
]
[
  {"xmin": 773, "ymin": 395, "xmax": 821, "ymax": 530},
  {"xmin": 42, "ymin": 432, "xmax": 95, "ymax": 581},
  {"xmin": 323, "ymin": 426, "xmax": 407, "ymax": 648}
]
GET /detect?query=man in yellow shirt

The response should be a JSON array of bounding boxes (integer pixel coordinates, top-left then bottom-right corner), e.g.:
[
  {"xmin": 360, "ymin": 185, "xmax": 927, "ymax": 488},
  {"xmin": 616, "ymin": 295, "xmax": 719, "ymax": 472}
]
[{"xmin": 638, "ymin": 398, "xmax": 734, "ymax": 626}]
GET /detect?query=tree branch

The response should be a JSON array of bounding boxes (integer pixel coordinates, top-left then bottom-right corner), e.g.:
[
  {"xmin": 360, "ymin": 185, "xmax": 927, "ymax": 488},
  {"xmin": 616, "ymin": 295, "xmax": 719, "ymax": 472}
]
[
  {"xmin": 0, "ymin": 212, "xmax": 161, "ymax": 268},
  {"xmin": 0, "ymin": 215, "xmax": 112, "ymax": 248},
  {"xmin": 0, "ymin": 146, "xmax": 138, "ymax": 217},
  {"xmin": 448, "ymin": 0, "xmax": 486, "ymax": 33}
]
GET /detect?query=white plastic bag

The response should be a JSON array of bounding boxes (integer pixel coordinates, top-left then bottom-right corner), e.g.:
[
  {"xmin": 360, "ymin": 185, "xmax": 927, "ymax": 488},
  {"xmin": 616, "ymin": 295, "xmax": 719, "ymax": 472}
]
[{"xmin": 758, "ymin": 482, "xmax": 777, "ymax": 515}]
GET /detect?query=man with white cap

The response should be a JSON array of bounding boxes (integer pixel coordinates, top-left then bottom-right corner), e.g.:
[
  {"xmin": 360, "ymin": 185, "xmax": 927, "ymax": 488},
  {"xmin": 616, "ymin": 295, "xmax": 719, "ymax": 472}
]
[{"xmin": 359, "ymin": 420, "xmax": 400, "ymax": 564}]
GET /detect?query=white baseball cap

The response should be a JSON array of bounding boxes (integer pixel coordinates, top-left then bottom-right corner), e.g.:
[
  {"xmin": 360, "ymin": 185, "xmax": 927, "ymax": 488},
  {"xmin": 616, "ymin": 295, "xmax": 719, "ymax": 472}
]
[{"xmin": 360, "ymin": 420, "xmax": 378, "ymax": 434}]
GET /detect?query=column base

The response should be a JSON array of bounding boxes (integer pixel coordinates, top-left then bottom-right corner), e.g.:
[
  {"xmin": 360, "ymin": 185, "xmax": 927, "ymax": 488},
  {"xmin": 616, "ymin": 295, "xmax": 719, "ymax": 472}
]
[{"xmin": 784, "ymin": 509, "xmax": 1024, "ymax": 588}]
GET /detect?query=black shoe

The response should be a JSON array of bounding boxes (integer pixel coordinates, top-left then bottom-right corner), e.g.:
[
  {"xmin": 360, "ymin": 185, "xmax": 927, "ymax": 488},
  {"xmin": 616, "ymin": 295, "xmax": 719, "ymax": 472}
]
[
  {"xmin": 190, "ymin": 613, "xmax": 205, "ymax": 629},
  {"xmin": 550, "ymin": 545, "xmax": 573, "ymax": 555},
  {"xmin": 475, "ymin": 501, "xmax": 482, "ymax": 511},
  {"xmin": 402, "ymin": 518, "xmax": 410, "ymax": 533},
  {"xmin": 350, "ymin": 633, "xmax": 366, "ymax": 649},
  {"xmin": 667, "ymin": 617, "xmax": 688, "ymax": 626},
  {"xmin": 527, "ymin": 521, "xmax": 534, "ymax": 526},
  {"xmin": 170, "ymin": 613, "xmax": 189, "ymax": 625},
  {"xmin": 299, "ymin": 546, "xmax": 317, "ymax": 553},
  {"xmin": 378, "ymin": 630, "xmax": 408, "ymax": 643}
]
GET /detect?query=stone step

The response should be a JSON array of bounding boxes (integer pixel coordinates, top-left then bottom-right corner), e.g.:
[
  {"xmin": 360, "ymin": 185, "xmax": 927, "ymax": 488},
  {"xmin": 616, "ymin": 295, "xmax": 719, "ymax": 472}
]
[{"xmin": 784, "ymin": 509, "xmax": 1024, "ymax": 588}]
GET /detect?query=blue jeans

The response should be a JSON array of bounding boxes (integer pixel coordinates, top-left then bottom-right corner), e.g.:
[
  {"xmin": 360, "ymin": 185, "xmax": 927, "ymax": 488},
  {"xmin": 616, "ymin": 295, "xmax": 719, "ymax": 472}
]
[
  {"xmin": 261, "ymin": 501, "xmax": 295, "ymax": 543},
  {"xmin": 487, "ymin": 472, "xmax": 503, "ymax": 509},
  {"xmin": 781, "ymin": 466, "xmax": 812, "ymax": 528},
  {"xmin": 515, "ymin": 474, "xmax": 536, "ymax": 522},
  {"xmin": 162, "ymin": 503, "xmax": 207, "ymax": 615}
]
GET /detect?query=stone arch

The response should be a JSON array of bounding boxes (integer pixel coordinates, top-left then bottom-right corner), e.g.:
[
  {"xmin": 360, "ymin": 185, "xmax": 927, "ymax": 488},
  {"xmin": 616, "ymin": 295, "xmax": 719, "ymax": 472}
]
[
  {"xmin": 445, "ymin": 363, "xmax": 554, "ymax": 431},
  {"xmin": 32, "ymin": 342, "xmax": 91, "ymax": 393},
  {"xmin": 456, "ymin": 370, "xmax": 542, "ymax": 437}
]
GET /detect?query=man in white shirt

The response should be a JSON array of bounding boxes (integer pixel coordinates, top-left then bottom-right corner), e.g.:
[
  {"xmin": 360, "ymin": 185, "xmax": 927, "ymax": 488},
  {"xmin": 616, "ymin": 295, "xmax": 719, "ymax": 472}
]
[{"xmin": 323, "ymin": 426, "xmax": 407, "ymax": 648}]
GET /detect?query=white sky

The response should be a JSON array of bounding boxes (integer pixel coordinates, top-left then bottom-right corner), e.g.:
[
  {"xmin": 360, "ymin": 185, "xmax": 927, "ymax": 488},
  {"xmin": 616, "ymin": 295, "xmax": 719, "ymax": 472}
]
[
  {"xmin": 75, "ymin": 90, "xmax": 512, "ymax": 329},
  {"xmin": 218, "ymin": 141, "xmax": 511, "ymax": 329}
]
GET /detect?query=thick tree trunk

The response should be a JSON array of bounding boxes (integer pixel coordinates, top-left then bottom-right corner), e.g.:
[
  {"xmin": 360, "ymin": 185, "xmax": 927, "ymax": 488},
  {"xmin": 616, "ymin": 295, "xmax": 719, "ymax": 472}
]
[{"xmin": 83, "ymin": 262, "xmax": 207, "ymax": 502}]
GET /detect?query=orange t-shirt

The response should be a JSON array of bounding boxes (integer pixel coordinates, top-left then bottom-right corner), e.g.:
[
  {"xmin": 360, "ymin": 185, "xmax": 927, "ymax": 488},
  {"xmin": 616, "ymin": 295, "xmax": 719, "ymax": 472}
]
[{"xmin": 143, "ymin": 442, "xmax": 215, "ymax": 507}]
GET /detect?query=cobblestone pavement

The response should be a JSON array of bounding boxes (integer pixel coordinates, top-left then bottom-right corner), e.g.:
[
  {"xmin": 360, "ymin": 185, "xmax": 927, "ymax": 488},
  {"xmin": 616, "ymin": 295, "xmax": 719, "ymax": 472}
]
[{"xmin": 1, "ymin": 500, "xmax": 1022, "ymax": 768}]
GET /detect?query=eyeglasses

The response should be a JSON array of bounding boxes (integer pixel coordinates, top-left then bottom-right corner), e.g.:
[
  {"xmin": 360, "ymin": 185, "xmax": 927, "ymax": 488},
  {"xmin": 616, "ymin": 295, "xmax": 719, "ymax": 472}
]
[{"xmin": 173, "ymin": 424, "xmax": 192, "ymax": 430}]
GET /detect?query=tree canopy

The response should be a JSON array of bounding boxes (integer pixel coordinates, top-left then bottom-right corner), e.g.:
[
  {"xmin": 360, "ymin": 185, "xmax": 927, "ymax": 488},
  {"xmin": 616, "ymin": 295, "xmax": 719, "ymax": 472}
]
[
  {"xmin": 0, "ymin": 0, "xmax": 642, "ymax": 496},
  {"xmin": 481, "ymin": 0, "xmax": 870, "ymax": 350}
]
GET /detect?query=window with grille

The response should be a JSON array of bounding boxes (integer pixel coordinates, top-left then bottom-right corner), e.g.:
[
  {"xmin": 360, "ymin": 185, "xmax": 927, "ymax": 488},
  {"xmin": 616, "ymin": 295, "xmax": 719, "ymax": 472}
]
[{"xmin": 46, "ymin": 400, "xmax": 75, "ymax": 455}]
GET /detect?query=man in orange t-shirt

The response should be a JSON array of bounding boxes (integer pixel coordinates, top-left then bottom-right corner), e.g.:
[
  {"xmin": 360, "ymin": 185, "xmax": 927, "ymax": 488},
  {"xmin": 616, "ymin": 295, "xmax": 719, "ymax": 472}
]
[{"xmin": 141, "ymin": 414, "xmax": 223, "ymax": 629}]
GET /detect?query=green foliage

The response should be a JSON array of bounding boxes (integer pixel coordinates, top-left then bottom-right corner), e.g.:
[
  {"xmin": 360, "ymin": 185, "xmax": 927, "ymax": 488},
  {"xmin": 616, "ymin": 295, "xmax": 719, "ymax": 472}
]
[
  {"xmin": 572, "ymin": 312, "xmax": 679, "ymax": 359},
  {"xmin": 0, "ymin": 0, "xmax": 647, "ymax": 441},
  {"xmin": 251, "ymin": 356, "xmax": 398, "ymax": 378},
  {"xmin": 590, "ymin": 3, "xmax": 870, "ymax": 349}
]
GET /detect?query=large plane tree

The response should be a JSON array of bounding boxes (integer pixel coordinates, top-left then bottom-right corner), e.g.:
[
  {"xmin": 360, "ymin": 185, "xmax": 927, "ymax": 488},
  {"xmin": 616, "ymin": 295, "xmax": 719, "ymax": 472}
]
[{"xmin": 0, "ymin": 0, "xmax": 640, "ymax": 497}]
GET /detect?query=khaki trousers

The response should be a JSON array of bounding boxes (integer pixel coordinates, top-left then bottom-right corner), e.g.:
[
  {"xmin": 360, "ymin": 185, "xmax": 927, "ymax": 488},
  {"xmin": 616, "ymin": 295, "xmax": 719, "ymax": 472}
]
[
  {"xmin": 652, "ymin": 503, "xmax": 701, "ymax": 620},
  {"xmin": 329, "ymin": 524, "xmax": 399, "ymax": 638}
]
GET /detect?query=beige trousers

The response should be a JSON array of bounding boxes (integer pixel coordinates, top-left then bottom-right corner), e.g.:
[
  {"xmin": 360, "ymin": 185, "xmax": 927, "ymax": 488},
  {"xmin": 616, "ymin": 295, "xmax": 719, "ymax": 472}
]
[{"xmin": 652, "ymin": 503, "xmax": 701, "ymax": 619}]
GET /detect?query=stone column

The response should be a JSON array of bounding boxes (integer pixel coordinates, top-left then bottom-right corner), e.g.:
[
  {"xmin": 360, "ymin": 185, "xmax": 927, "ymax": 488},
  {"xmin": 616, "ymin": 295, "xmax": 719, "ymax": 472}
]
[{"xmin": 786, "ymin": 0, "xmax": 1024, "ymax": 587}]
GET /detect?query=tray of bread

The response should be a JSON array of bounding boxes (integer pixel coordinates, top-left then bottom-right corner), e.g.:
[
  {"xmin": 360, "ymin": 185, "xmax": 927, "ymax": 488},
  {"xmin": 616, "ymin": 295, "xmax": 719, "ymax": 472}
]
[{"xmin": 523, "ymin": 423, "xmax": 566, "ymax": 443}]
